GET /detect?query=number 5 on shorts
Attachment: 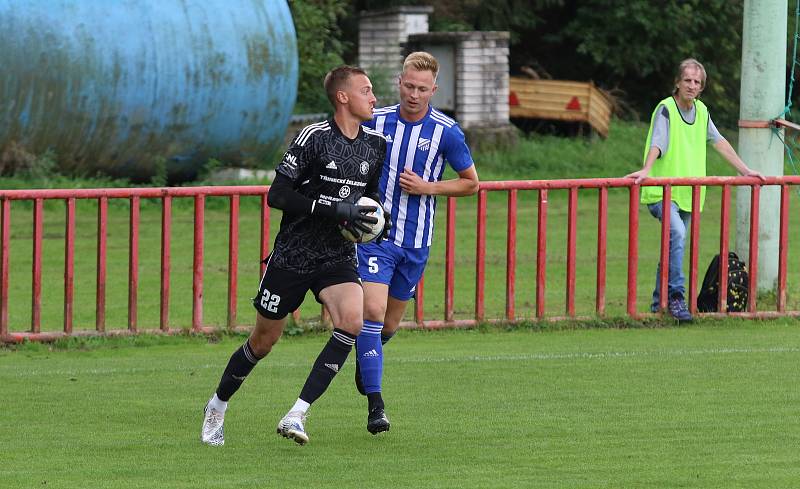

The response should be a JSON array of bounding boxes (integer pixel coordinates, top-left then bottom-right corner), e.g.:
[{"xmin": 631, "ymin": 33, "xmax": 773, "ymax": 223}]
[
  {"xmin": 368, "ymin": 256, "xmax": 379, "ymax": 274},
  {"xmin": 260, "ymin": 289, "xmax": 281, "ymax": 313}
]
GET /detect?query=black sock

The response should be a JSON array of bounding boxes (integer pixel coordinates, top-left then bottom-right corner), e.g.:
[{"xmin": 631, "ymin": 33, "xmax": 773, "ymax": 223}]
[
  {"xmin": 298, "ymin": 328, "xmax": 356, "ymax": 404},
  {"xmin": 216, "ymin": 340, "xmax": 262, "ymax": 401},
  {"xmin": 367, "ymin": 392, "xmax": 384, "ymax": 412},
  {"xmin": 381, "ymin": 332, "xmax": 395, "ymax": 345}
]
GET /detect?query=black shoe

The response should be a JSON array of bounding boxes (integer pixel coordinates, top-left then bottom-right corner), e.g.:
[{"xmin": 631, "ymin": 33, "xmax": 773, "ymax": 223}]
[
  {"xmin": 355, "ymin": 358, "xmax": 366, "ymax": 395},
  {"xmin": 367, "ymin": 408, "xmax": 390, "ymax": 435}
]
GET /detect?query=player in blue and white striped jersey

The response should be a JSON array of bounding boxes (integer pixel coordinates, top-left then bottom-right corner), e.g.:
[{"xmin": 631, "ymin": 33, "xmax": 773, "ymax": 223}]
[{"xmin": 355, "ymin": 52, "xmax": 479, "ymax": 434}]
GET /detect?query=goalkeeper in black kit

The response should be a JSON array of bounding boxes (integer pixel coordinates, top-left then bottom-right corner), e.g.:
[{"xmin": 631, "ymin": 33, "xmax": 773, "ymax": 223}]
[{"xmin": 200, "ymin": 65, "xmax": 389, "ymax": 446}]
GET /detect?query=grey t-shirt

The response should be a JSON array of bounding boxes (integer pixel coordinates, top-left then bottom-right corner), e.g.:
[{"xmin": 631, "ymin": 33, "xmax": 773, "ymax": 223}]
[{"xmin": 650, "ymin": 103, "xmax": 723, "ymax": 158}]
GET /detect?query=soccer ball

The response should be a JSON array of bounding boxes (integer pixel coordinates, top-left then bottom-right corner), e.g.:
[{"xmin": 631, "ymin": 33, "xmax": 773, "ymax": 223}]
[{"xmin": 340, "ymin": 196, "xmax": 386, "ymax": 243}]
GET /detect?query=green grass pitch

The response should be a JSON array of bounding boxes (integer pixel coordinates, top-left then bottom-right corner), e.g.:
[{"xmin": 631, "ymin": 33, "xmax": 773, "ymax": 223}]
[{"xmin": 2, "ymin": 320, "xmax": 799, "ymax": 488}]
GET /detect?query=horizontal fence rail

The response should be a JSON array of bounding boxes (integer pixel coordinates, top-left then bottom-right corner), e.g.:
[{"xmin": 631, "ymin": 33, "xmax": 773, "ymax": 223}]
[{"xmin": 1, "ymin": 176, "xmax": 799, "ymax": 342}]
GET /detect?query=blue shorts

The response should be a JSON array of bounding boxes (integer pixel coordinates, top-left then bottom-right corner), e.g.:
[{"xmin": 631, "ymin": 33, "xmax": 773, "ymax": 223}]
[{"xmin": 357, "ymin": 240, "xmax": 430, "ymax": 301}]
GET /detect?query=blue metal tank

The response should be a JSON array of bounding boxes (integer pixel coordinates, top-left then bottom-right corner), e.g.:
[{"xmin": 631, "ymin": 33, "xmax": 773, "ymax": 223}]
[{"xmin": 0, "ymin": 0, "xmax": 298, "ymax": 181}]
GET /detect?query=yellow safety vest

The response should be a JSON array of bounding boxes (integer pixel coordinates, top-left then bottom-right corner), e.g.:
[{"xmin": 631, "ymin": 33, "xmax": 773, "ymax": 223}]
[{"xmin": 640, "ymin": 96, "xmax": 708, "ymax": 212}]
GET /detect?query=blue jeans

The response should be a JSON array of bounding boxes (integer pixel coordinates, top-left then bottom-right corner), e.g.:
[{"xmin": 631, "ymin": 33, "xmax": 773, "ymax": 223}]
[{"xmin": 647, "ymin": 201, "xmax": 692, "ymax": 311}]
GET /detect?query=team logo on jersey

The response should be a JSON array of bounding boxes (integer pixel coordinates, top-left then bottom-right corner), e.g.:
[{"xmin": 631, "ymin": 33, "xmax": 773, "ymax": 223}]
[
  {"xmin": 282, "ymin": 151, "xmax": 297, "ymax": 168},
  {"xmin": 360, "ymin": 161, "xmax": 370, "ymax": 175},
  {"xmin": 417, "ymin": 137, "xmax": 431, "ymax": 151},
  {"xmin": 385, "ymin": 134, "xmax": 393, "ymax": 143},
  {"xmin": 326, "ymin": 160, "xmax": 337, "ymax": 170},
  {"xmin": 339, "ymin": 186, "xmax": 351, "ymax": 198}
]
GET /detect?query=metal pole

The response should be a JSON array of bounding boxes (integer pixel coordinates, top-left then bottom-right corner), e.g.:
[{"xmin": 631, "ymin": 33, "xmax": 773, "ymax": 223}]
[{"xmin": 737, "ymin": 0, "xmax": 787, "ymax": 291}]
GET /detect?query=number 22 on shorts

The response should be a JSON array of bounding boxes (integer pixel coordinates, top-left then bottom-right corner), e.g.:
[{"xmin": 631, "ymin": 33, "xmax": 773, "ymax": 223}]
[{"xmin": 260, "ymin": 289, "xmax": 281, "ymax": 313}]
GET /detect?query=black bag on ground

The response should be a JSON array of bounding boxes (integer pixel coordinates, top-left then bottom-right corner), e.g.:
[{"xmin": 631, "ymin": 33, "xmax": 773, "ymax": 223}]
[{"xmin": 696, "ymin": 252, "xmax": 749, "ymax": 312}]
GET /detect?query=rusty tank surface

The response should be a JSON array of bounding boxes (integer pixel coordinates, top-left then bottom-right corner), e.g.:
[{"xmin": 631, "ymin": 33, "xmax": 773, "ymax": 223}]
[{"xmin": 0, "ymin": 0, "xmax": 298, "ymax": 181}]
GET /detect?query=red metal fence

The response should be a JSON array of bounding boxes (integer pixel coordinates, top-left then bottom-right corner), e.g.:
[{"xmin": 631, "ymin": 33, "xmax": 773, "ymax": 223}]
[{"xmin": 1, "ymin": 176, "xmax": 798, "ymax": 342}]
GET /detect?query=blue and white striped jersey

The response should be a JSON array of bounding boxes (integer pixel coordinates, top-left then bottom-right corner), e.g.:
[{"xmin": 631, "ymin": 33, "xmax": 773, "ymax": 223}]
[{"xmin": 363, "ymin": 104, "xmax": 474, "ymax": 248}]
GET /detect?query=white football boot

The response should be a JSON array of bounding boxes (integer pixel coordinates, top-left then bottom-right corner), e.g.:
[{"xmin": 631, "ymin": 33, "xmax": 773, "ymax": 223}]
[
  {"xmin": 201, "ymin": 403, "xmax": 225, "ymax": 446},
  {"xmin": 276, "ymin": 411, "xmax": 309, "ymax": 445}
]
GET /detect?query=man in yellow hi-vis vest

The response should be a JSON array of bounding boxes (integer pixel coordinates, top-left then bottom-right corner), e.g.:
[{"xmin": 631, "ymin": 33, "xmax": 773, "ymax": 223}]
[{"xmin": 626, "ymin": 58, "xmax": 765, "ymax": 322}]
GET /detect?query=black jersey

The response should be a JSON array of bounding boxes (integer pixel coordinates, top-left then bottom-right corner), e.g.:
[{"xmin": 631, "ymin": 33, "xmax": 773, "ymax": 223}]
[{"xmin": 270, "ymin": 118, "xmax": 387, "ymax": 274}]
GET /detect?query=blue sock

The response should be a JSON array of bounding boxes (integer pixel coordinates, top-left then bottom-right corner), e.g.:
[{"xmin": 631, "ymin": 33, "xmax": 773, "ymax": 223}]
[{"xmin": 356, "ymin": 320, "xmax": 384, "ymax": 394}]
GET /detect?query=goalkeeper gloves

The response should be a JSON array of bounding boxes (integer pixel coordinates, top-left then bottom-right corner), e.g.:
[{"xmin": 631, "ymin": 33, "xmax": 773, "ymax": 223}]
[{"xmin": 313, "ymin": 198, "xmax": 378, "ymax": 235}]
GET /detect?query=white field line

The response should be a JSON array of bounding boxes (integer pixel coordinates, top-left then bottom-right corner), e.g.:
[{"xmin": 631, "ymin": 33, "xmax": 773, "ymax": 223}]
[{"xmin": 2, "ymin": 346, "xmax": 799, "ymax": 378}]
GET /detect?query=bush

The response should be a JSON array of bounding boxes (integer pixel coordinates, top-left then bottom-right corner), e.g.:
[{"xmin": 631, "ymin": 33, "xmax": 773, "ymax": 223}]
[{"xmin": 289, "ymin": 0, "xmax": 350, "ymax": 114}]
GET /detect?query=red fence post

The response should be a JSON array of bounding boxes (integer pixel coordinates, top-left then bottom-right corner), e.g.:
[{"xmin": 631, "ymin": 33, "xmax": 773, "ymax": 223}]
[
  {"xmin": 128, "ymin": 196, "xmax": 140, "ymax": 332},
  {"xmin": 777, "ymin": 185, "xmax": 789, "ymax": 312},
  {"xmin": 228, "ymin": 195, "xmax": 239, "ymax": 329},
  {"xmin": 193, "ymin": 195, "xmax": 205, "ymax": 331},
  {"xmin": 747, "ymin": 185, "xmax": 761, "ymax": 312},
  {"xmin": 688, "ymin": 186, "xmax": 701, "ymax": 314},
  {"xmin": 1, "ymin": 199, "xmax": 9, "ymax": 336},
  {"xmin": 506, "ymin": 190, "xmax": 517, "ymax": 321},
  {"xmin": 445, "ymin": 198, "xmax": 456, "ymax": 322},
  {"xmin": 414, "ymin": 276, "xmax": 425, "ymax": 326},
  {"xmin": 747, "ymin": 185, "xmax": 760, "ymax": 312},
  {"xmin": 160, "ymin": 197, "xmax": 171, "ymax": 331},
  {"xmin": 32, "ymin": 199, "xmax": 43, "ymax": 333},
  {"xmin": 658, "ymin": 186, "xmax": 672, "ymax": 312},
  {"xmin": 565, "ymin": 188, "xmax": 578, "ymax": 316},
  {"xmin": 718, "ymin": 186, "xmax": 731, "ymax": 312},
  {"xmin": 627, "ymin": 186, "xmax": 640, "ymax": 317},
  {"xmin": 64, "ymin": 198, "xmax": 75, "ymax": 334},
  {"xmin": 475, "ymin": 190, "xmax": 487, "ymax": 321},
  {"xmin": 596, "ymin": 187, "xmax": 607, "ymax": 316},
  {"xmin": 536, "ymin": 189, "xmax": 548, "ymax": 319},
  {"xmin": 96, "ymin": 197, "xmax": 107, "ymax": 333}
]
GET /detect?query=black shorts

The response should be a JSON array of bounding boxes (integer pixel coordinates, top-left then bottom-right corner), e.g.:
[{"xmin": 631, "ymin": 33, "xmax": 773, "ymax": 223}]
[{"xmin": 252, "ymin": 254, "xmax": 362, "ymax": 319}]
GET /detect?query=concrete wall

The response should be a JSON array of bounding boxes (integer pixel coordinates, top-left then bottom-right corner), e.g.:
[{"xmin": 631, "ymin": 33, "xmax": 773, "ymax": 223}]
[
  {"xmin": 408, "ymin": 32, "xmax": 510, "ymax": 129},
  {"xmin": 358, "ymin": 6, "xmax": 434, "ymax": 103},
  {"xmin": 359, "ymin": 9, "xmax": 516, "ymax": 150}
]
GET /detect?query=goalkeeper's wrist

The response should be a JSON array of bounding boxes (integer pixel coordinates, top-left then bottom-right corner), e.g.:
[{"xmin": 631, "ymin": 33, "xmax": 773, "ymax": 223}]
[{"xmin": 311, "ymin": 198, "xmax": 337, "ymax": 220}]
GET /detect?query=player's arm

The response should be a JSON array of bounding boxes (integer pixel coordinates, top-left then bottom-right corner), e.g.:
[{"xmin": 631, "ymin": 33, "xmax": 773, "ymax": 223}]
[
  {"xmin": 399, "ymin": 166, "xmax": 478, "ymax": 196},
  {"xmin": 267, "ymin": 140, "xmax": 316, "ymax": 214},
  {"xmin": 398, "ymin": 126, "xmax": 479, "ymax": 197},
  {"xmin": 268, "ymin": 173, "xmax": 378, "ymax": 233},
  {"xmin": 268, "ymin": 135, "xmax": 378, "ymax": 232}
]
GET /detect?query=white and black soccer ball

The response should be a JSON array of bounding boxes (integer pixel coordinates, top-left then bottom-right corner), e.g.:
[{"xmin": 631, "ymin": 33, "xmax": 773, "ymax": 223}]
[{"xmin": 339, "ymin": 196, "xmax": 385, "ymax": 244}]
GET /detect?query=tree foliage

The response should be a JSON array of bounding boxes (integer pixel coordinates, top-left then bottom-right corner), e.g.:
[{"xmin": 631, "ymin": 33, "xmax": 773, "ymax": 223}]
[
  {"xmin": 420, "ymin": 0, "xmax": 745, "ymax": 125},
  {"xmin": 558, "ymin": 0, "xmax": 745, "ymax": 126},
  {"xmin": 289, "ymin": 0, "xmax": 350, "ymax": 113},
  {"xmin": 290, "ymin": 1, "xmax": 796, "ymax": 126}
]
